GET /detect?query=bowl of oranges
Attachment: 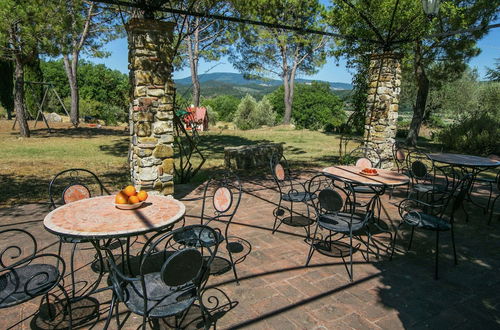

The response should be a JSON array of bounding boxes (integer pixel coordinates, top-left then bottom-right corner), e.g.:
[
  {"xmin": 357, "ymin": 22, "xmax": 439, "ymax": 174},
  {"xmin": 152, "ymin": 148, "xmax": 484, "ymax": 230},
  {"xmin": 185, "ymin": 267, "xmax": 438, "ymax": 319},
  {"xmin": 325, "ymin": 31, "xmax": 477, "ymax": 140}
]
[{"xmin": 115, "ymin": 185, "xmax": 148, "ymax": 210}]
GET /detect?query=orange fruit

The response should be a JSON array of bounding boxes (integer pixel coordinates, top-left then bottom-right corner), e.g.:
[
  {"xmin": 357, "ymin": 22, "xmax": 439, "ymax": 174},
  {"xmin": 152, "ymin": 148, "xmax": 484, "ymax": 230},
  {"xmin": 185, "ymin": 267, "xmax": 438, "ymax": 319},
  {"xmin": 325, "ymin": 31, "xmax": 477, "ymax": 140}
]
[
  {"xmin": 137, "ymin": 190, "xmax": 148, "ymax": 202},
  {"xmin": 123, "ymin": 185, "xmax": 136, "ymax": 197},
  {"xmin": 128, "ymin": 195, "xmax": 140, "ymax": 204},
  {"xmin": 115, "ymin": 192, "xmax": 128, "ymax": 204}
]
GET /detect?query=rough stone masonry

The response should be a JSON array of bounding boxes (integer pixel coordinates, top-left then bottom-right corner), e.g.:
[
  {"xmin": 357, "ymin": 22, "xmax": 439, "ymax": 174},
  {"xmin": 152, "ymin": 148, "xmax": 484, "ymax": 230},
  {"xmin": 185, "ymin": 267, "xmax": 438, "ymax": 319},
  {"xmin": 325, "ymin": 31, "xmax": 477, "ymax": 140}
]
[
  {"xmin": 126, "ymin": 19, "xmax": 175, "ymax": 195},
  {"xmin": 364, "ymin": 52, "xmax": 402, "ymax": 169}
]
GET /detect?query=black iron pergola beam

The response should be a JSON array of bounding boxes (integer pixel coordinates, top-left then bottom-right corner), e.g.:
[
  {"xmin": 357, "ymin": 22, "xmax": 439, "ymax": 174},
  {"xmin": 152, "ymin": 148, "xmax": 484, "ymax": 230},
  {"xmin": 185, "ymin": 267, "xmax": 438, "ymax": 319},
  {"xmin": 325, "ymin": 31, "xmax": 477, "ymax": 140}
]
[
  {"xmin": 91, "ymin": 0, "xmax": 500, "ymax": 48},
  {"xmin": 91, "ymin": 0, "xmax": 383, "ymax": 44}
]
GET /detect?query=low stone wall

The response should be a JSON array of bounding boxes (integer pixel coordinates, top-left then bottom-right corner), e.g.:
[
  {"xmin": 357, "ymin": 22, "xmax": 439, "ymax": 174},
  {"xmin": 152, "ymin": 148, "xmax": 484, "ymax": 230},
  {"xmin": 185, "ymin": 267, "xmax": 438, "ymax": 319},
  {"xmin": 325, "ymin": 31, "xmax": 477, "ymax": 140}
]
[{"xmin": 224, "ymin": 143, "xmax": 283, "ymax": 170}]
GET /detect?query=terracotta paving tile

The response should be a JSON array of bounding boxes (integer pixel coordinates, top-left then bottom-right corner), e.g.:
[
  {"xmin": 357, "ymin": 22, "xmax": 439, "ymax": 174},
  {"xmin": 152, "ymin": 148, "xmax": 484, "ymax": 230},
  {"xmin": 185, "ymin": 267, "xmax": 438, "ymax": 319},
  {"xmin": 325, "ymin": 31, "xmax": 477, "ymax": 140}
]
[{"xmin": 1, "ymin": 175, "xmax": 500, "ymax": 329}]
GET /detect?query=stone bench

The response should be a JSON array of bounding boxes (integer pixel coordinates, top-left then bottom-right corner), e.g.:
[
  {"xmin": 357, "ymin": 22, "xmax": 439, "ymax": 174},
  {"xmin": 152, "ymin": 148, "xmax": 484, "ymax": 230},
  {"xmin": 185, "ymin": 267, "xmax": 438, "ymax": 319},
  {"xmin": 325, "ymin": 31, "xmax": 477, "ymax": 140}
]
[{"xmin": 224, "ymin": 143, "xmax": 283, "ymax": 170}]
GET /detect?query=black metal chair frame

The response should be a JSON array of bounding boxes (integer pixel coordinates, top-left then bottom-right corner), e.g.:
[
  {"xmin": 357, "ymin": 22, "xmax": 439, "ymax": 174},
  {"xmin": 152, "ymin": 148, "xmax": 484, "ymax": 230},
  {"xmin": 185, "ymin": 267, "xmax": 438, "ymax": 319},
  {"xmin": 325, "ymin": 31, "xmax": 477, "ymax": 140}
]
[
  {"xmin": 305, "ymin": 174, "xmax": 374, "ymax": 282},
  {"xmin": 390, "ymin": 174, "xmax": 473, "ymax": 279},
  {"xmin": 270, "ymin": 154, "xmax": 315, "ymax": 238},
  {"xmin": 474, "ymin": 169, "xmax": 500, "ymax": 225},
  {"xmin": 48, "ymin": 168, "xmax": 109, "ymax": 299},
  {"xmin": 0, "ymin": 229, "xmax": 72, "ymax": 328},
  {"xmin": 197, "ymin": 171, "xmax": 249, "ymax": 285},
  {"xmin": 391, "ymin": 142, "xmax": 410, "ymax": 174},
  {"xmin": 348, "ymin": 145, "xmax": 382, "ymax": 169},
  {"xmin": 405, "ymin": 151, "xmax": 457, "ymax": 202},
  {"xmin": 103, "ymin": 225, "xmax": 221, "ymax": 330}
]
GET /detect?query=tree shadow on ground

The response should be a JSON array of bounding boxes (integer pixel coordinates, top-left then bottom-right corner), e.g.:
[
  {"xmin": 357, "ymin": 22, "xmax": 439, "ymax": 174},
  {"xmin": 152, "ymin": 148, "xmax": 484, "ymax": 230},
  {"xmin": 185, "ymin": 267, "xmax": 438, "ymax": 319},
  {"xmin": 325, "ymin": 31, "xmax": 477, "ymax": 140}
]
[
  {"xmin": 12, "ymin": 126, "xmax": 128, "ymax": 139},
  {"xmin": 0, "ymin": 170, "xmax": 129, "ymax": 206},
  {"xmin": 372, "ymin": 203, "xmax": 500, "ymax": 328},
  {"xmin": 99, "ymin": 138, "xmax": 129, "ymax": 157}
]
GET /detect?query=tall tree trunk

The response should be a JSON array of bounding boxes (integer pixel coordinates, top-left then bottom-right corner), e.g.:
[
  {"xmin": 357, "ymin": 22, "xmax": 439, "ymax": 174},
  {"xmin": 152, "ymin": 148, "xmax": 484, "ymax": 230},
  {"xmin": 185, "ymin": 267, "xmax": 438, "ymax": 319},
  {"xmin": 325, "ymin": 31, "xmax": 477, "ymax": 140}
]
[
  {"xmin": 283, "ymin": 72, "xmax": 293, "ymax": 125},
  {"xmin": 190, "ymin": 57, "xmax": 200, "ymax": 107},
  {"xmin": 14, "ymin": 56, "xmax": 30, "ymax": 137},
  {"xmin": 0, "ymin": 59, "xmax": 14, "ymax": 119},
  {"xmin": 63, "ymin": 54, "xmax": 79, "ymax": 127},
  {"xmin": 406, "ymin": 42, "xmax": 429, "ymax": 147},
  {"xmin": 188, "ymin": 20, "xmax": 201, "ymax": 107}
]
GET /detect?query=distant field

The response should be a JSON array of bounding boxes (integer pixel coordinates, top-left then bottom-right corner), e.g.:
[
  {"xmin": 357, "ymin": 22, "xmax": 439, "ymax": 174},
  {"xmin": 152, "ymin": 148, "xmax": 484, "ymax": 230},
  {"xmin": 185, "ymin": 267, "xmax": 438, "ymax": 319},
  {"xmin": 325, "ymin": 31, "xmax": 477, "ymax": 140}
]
[{"xmin": 0, "ymin": 120, "xmax": 364, "ymax": 205}]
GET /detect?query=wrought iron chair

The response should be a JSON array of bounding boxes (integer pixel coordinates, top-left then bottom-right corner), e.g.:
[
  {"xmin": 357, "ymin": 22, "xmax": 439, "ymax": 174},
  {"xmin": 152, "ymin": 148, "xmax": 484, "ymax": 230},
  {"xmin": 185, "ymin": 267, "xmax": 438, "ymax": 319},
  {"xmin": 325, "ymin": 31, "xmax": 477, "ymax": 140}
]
[
  {"xmin": 347, "ymin": 146, "xmax": 383, "ymax": 202},
  {"xmin": 349, "ymin": 145, "xmax": 381, "ymax": 169},
  {"xmin": 174, "ymin": 171, "xmax": 247, "ymax": 284},
  {"xmin": 305, "ymin": 174, "xmax": 374, "ymax": 282},
  {"xmin": 103, "ymin": 225, "xmax": 221, "ymax": 329},
  {"xmin": 270, "ymin": 154, "xmax": 315, "ymax": 237},
  {"xmin": 392, "ymin": 142, "xmax": 410, "ymax": 173},
  {"xmin": 0, "ymin": 229, "xmax": 72, "ymax": 328},
  {"xmin": 405, "ymin": 150, "xmax": 454, "ymax": 201},
  {"xmin": 48, "ymin": 168, "xmax": 109, "ymax": 298},
  {"xmin": 390, "ymin": 174, "xmax": 473, "ymax": 279},
  {"xmin": 484, "ymin": 171, "xmax": 500, "ymax": 225}
]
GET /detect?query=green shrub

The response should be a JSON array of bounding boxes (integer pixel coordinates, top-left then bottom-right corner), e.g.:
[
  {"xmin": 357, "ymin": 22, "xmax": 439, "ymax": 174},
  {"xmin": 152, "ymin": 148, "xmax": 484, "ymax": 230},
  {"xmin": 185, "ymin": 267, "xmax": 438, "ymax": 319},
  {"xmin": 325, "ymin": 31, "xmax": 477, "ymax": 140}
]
[
  {"xmin": 438, "ymin": 81, "xmax": 500, "ymax": 155},
  {"xmin": 73, "ymin": 97, "xmax": 126, "ymax": 125},
  {"xmin": 233, "ymin": 94, "xmax": 277, "ymax": 130},
  {"xmin": 202, "ymin": 95, "xmax": 240, "ymax": 122},
  {"xmin": 268, "ymin": 81, "xmax": 345, "ymax": 131},
  {"xmin": 205, "ymin": 105, "xmax": 218, "ymax": 126},
  {"xmin": 0, "ymin": 105, "xmax": 7, "ymax": 119}
]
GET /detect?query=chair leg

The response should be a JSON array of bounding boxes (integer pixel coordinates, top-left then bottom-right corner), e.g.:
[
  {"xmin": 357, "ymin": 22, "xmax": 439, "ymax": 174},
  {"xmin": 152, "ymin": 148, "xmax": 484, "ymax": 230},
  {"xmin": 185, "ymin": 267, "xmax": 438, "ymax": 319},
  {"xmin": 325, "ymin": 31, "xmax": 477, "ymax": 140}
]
[
  {"xmin": 390, "ymin": 222, "xmax": 405, "ymax": 260},
  {"xmin": 488, "ymin": 195, "xmax": 499, "ymax": 225},
  {"xmin": 349, "ymin": 233, "xmax": 353, "ymax": 282},
  {"xmin": 435, "ymin": 230, "xmax": 440, "ymax": 280},
  {"xmin": 227, "ymin": 246, "xmax": 240, "ymax": 285},
  {"xmin": 451, "ymin": 225, "xmax": 457, "ymax": 265},
  {"xmin": 103, "ymin": 294, "xmax": 116, "ymax": 330},
  {"xmin": 70, "ymin": 243, "xmax": 78, "ymax": 298},
  {"xmin": 407, "ymin": 227, "xmax": 415, "ymax": 252},
  {"xmin": 305, "ymin": 222, "xmax": 319, "ymax": 266}
]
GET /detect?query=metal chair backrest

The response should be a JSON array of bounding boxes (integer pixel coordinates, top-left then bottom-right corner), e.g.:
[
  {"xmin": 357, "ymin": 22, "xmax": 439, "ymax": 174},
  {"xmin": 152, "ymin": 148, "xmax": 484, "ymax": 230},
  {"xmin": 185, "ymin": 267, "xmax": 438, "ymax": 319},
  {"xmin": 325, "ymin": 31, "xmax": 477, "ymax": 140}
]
[
  {"xmin": 406, "ymin": 151, "xmax": 434, "ymax": 184},
  {"xmin": 105, "ymin": 225, "xmax": 219, "ymax": 306},
  {"xmin": 392, "ymin": 142, "xmax": 409, "ymax": 172},
  {"xmin": 308, "ymin": 174, "xmax": 356, "ymax": 216},
  {"xmin": 349, "ymin": 146, "xmax": 381, "ymax": 169},
  {"xmin": 449, "ymin": 174, "xmax": 473, "ymax": 215},
  {"xmin": 49, "ymin": 168, "xmax": 108, "ymax": 208},
  {"xmin": 201, "ymin": 171, "xmax": 242, "ymax": 238}
]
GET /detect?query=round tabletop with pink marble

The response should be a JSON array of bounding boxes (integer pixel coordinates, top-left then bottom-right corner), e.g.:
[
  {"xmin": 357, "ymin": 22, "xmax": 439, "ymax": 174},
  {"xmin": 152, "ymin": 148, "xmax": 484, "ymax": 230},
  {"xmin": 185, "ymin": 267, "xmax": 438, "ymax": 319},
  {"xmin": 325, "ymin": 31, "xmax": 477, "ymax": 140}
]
[
  {"xmin": 322, "ymin": 165, "xmax": 409, "ymax": 187},
  {"xmin": 44, "ymin": 195, "xmax": 185, "ymax": 239}
]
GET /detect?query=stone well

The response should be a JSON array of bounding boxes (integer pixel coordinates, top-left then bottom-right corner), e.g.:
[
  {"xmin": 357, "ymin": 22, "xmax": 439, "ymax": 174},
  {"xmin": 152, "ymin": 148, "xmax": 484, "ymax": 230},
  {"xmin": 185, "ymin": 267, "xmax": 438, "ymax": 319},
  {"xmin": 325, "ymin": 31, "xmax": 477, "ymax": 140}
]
[{"xmin": 126, "ymin": 19, "xmax": 175, "ymax": 195}]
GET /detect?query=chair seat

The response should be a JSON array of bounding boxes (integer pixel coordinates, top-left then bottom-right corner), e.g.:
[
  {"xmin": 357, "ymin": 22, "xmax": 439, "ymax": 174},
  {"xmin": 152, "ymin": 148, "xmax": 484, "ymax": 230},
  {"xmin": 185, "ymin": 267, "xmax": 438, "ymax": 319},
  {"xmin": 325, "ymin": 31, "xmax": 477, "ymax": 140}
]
[
  {"xmin": 61, "ymin": 236, "xmax": 89, "ymax": 243},
  {"xmin": 318, "ymin": 213, "xmax": 368, "ymax": 233},
  {"xmin": 352, "ymin": 185, "xmax": 375, "ymax": 194},
  {"xmin": 413, "ymin": 183, "xmax": 447, "ymax": 193},
  {"xmin": 402, "ymin": 213, "xmax": 451, "ymax": 231},
  {"xmin": 0, "ymin": 264, "xmax": 59, "ymax": 308},
  {"xmin": 123, "ymin": 272, "xmax": 196, "ymax": 318},
  {"xmin": 173, "ymin": 226, "xmax": 224, "ymax": 248},
  {"xmin": 282, "ymin": 192, "xmax": 316, "ymax": 202}
]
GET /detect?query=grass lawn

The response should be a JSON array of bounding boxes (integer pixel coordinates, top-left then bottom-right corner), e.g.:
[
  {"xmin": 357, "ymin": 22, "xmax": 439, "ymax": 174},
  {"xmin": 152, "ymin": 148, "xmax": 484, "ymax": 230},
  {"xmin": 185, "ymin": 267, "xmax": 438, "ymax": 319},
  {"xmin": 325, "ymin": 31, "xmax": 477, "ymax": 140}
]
[{"xmin": 0, "ymin": 119, "xmax": 441, "ymax": 206}]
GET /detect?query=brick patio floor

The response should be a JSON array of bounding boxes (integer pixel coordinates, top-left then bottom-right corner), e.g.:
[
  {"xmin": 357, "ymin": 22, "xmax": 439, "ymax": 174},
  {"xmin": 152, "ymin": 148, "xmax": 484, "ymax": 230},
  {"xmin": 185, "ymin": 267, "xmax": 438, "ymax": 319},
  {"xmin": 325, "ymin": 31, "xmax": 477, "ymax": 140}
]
[{"xmin": 0, "ymin": 174, "xmax": 499, "ymax": 329}]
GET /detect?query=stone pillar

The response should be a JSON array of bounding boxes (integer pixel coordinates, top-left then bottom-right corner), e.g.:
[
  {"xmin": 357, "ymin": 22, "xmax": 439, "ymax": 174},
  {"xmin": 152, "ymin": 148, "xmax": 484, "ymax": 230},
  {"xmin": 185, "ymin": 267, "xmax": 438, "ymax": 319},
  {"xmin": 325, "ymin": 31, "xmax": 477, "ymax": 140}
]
[
  {"xmin": 364, "ymin": 52, "xmax": 402, "ymax": 169},
  {"xmin": 127, "ymin": 19, "xmax": 175, "ymax": 195}
]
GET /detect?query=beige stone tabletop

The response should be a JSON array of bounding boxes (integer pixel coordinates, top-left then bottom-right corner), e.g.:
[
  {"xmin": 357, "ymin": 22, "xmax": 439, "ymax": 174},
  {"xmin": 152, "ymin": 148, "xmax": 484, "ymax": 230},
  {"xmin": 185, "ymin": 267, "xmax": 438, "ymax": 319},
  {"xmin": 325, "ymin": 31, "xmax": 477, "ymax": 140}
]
[
  {"xmin": 44, "ymin": 195, "xmax": 185, "ymax": 239},
  {"xmin": 322, "ymin": 165, "xmax": 409, "ymax": 187}
]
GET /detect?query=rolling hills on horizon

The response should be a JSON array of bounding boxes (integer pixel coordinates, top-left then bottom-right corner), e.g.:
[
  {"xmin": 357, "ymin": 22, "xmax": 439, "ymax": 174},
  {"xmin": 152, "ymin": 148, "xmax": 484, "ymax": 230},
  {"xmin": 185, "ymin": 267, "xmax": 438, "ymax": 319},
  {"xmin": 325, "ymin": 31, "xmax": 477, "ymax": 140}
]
[
  {"xmin": 175, "ymin": 72, "xmax": 353, "ymax": 90},
  {"xmin": 175, "ymin": 72, "xmax": 353, "ymax": 100}
]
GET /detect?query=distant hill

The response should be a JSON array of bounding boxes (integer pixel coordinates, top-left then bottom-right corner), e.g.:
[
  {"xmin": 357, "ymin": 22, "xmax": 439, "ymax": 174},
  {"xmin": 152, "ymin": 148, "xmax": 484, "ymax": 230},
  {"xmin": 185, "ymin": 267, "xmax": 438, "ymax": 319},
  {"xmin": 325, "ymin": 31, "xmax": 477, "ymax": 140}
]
[{"xmin": 175, "ymin": 72, "xmax": 353, "ymax": 99}]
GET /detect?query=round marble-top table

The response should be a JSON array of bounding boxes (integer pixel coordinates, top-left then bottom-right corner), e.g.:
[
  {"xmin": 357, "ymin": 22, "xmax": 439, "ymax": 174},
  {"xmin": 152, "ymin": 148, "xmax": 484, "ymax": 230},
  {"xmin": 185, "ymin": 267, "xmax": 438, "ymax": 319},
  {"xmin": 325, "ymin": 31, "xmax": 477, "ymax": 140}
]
[
  {"xmin": 322, "ymin": 165, "xmax": 410, "ymax": 187},
  {"xmin": 427, "ymin": 153, "xmax": 500, "ymax": 169},
  {"xmin": 44, "ymin": 195, "xmax": 185, "ymax": 239}
]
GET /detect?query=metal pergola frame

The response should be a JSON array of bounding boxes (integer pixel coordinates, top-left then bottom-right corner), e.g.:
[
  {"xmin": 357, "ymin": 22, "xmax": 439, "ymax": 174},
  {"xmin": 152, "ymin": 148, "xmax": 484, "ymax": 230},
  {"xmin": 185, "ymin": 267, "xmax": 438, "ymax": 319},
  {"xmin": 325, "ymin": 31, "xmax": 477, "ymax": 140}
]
[{"xmin": 92, "ymin": 0, "xmax": 500, "ymax": 49}]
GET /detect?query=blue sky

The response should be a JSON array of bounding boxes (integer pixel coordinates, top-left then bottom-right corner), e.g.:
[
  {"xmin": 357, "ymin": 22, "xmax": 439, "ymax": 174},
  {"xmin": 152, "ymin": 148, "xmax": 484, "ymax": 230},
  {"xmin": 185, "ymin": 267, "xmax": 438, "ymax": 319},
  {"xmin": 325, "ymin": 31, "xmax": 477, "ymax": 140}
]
[{"xmin": 86, "ymin": 22, "xmax": 500, "ymax": 84}]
